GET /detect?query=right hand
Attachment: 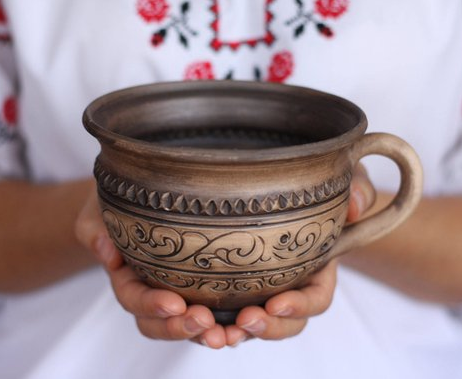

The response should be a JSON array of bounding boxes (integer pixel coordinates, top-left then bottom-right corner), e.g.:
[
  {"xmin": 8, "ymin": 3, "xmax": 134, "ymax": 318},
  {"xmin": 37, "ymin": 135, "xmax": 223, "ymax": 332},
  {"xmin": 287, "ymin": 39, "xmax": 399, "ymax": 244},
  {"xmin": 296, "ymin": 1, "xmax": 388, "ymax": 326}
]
[{"xmin": 74, "ymin": 183, "xmax": 226, "ymax": 348}]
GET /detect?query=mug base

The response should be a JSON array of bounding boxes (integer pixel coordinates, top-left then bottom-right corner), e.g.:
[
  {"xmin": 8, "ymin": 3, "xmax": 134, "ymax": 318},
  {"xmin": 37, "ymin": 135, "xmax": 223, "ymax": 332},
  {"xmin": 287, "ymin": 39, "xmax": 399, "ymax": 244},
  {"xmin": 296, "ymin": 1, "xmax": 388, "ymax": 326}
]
[{"xmin": 212, "ymin": 309, "xmax": 239, "ymax": 325}]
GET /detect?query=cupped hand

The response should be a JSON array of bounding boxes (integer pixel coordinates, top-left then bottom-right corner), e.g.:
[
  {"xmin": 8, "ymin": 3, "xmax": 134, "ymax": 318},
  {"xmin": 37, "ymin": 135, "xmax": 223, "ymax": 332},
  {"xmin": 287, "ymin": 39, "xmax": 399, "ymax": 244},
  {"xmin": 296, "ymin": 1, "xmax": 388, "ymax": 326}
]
[
  {"xmin": 223, "ymin": 259, "xmax": 338, "ymax": 346},
  {"xmin": 223, "ymin": 164, "xmax": 376, "ymax": 346},
  {"xmin": 75, "ymin": 183, "xmax": 227, "ymax": 349}
]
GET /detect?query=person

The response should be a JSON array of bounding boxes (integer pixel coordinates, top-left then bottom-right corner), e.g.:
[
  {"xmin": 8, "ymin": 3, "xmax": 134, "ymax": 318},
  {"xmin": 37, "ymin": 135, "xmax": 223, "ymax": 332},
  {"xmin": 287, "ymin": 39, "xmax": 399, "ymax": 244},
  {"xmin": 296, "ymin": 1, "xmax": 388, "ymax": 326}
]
[{"xmin": 1, "ymin": 0, "xmax": 462, "ymax": 378}]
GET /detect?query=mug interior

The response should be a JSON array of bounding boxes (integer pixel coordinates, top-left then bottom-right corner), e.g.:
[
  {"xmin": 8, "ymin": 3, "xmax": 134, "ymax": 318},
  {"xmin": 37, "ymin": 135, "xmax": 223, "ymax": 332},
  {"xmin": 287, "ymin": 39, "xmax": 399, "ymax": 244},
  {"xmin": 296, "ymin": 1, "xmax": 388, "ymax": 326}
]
[{"xmin": 84, "ymin": 81, "xmax": 367, "ymax": 159}]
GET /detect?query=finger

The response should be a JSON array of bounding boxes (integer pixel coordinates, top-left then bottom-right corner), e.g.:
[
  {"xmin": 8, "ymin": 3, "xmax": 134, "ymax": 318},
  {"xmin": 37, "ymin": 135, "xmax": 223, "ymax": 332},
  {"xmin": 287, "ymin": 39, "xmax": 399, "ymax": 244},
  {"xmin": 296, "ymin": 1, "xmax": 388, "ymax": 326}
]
[
  {"xmin": 191, "ymin": 324, "xmax": 227, "ymax": 349},
  {"xmin": 224, "ymin": 325, "xmax": 251, "ymax": 347},
  {"xmin": 265, "ymin": 259, "xmax": 337, "ymax": 318},
  {"xmin": 93, "ymin": 235, "xmax": 124, "ymax": 270},
  {"xmin": 75, "ymin": 185, "xmax": 123, "ymax": 269},
  {"xmin": 109, "ymin": 264, "xmax": 186, "ymax": 318},
  {"xmin": 75, "ymin": 184, "xmax": 106, "ymax": 247},
  {"xmin": 348, "ymin": 164, "xmax": 376, "ymax": 221},
  {"xmin": 136, "ymin": 305, "xmax": 215, "ymax": 340},
  {"xmin": 236, "ymin": 306, "xmax": 308, "ymax": 340},
  {"xmin": 234, "ymin": 260, "xmax": 337, "ymax": 340}
]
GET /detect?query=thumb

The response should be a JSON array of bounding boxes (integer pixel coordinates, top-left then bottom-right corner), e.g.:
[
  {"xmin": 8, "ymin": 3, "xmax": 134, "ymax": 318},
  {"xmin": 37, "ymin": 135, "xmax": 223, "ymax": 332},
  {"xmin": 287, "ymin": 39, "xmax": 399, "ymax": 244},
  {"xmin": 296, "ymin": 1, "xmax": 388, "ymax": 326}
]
[
  {"xmin": 347, "ymin": 164, "xmax": 376, "ymax": 222},
  {"xmin": 75, "ymin": 185, "xmax": 123, "ymax": 270}
]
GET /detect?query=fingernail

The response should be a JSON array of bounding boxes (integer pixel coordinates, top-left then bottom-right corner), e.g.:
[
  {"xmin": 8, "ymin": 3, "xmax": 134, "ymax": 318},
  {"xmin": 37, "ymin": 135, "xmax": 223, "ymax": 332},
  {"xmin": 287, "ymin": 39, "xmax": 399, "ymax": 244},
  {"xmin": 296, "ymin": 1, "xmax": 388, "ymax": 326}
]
[
  {"xmin": 95, "ymin": 236, "xmax": 115, "ymax": 265},
  {"xmin": 272, "ymin": 306, "xmax": 293, "ymax": 317},
  {"xmin": 184, "ymin": 317, "xmax": 209, "ymax": 334},
  {"xmin": 241, "ymin": 319, "xmax": 266, "ymax": 335},
  {"xmin": 230, "ymin": 335, "xmax": 246, "ymax": 348},
  {"xmin": 200, "ymin": 337, "xmax": 210, "ymax": 348},
  {"xmin": 352, "ymin": 189, "xmax": 366, "ymax": 216},
  {"xmin": 155, "ymin": 306, "xmax": 183, "ymax": 318}
]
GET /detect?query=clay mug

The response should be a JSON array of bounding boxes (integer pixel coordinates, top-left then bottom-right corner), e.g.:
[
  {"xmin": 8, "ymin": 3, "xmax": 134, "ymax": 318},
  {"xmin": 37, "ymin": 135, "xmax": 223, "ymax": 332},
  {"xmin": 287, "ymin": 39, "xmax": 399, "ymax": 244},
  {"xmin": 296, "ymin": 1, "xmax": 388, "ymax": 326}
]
[{"xmin": 83, "ymin": 81, "xmax": 423, "ymax": 324}]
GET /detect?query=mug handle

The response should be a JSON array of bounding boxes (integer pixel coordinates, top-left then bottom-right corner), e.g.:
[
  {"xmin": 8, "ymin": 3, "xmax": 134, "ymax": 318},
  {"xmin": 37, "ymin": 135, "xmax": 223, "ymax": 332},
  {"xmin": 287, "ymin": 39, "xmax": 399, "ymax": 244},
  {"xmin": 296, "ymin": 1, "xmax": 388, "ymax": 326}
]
[{"xmin": 329, "ymin": 132, "xmax": 424, "ymax": 258}]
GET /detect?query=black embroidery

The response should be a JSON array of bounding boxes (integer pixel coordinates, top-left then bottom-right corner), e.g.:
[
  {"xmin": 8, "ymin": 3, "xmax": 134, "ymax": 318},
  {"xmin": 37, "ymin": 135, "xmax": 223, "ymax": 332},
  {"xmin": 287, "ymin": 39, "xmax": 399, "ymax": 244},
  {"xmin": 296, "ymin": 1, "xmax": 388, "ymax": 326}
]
[
  {"xmin": 286, "ymin": 0, "xmax": 339, "ymax": 39},
  {"xmin": 138, "ymin": 0, "xmax": 198, "ymax": 49}
]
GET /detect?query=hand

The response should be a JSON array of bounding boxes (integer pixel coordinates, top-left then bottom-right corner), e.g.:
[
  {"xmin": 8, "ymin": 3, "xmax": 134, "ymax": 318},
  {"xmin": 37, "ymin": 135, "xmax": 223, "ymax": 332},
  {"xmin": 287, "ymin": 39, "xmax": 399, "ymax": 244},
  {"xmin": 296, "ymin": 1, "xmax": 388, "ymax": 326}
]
[
  {"xmin": 347, "ymin": 163, "xmax": 376, "ymax": 221},
  {"xmin": 223, "ymin": 259, "xmax": 338, "ymax": 346},
  {"xmin": 223, "ymin": 164, "xmax": 377, "ymax": 346},
  {"xmin": 75, "ymin": 183, "xmax": 224, "ymax": 348}
]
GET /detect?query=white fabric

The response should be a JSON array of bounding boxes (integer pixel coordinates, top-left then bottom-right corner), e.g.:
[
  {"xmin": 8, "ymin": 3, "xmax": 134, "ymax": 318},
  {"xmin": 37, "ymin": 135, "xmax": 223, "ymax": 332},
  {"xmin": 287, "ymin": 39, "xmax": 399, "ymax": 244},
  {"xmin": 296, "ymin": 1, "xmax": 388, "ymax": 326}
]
[
  {"xmin": 1, "ymin": 0, "xmax": 462, "ymax": 378},
  {"xmin": 3, "ymin": 267, "xmax": 462, "ymax": 379},
  {"xmin": 218, "ymin": 0, "xmax": 267, "ymax": 42}
]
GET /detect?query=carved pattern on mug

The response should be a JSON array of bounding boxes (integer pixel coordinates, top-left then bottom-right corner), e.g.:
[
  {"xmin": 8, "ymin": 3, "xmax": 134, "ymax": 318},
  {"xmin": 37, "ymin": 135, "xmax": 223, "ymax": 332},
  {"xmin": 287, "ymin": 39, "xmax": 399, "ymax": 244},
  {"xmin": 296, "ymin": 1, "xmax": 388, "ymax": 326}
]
[
  {"xmin": 124, "ymin": 253, "xmax": 329, "ymax": 292},
  {"xmin": 103, "ymin": 209, "xmax": 270, "ymax": 267},
  {"xmin": 103, "ymin": 209, "xmax": 343, "ymax": 269},
  {"xmin": 273, "ymin": 222, "xmax": 321, "ymax": 259},
  {"xmin": 95, "ymin": 160, "xmax": 351, "ymax": 216},
  {"xmin": 132, "ymin": 265, "xmax": 196, "ymax": 289},
  {"xmin": 199, "ymin": 278, "xmax": 266, "ymax": 292}
]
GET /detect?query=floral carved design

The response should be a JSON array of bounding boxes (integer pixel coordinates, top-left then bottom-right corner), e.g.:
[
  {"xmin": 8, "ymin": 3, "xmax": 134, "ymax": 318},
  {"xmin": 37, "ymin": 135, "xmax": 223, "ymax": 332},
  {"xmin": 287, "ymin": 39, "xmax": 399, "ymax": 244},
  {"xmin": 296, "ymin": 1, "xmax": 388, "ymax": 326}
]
[
  {"xmin": 134, "ymin": 265, "xmax": 196, "ymax": 288},
  {"xmin": 102, "ymin": 208, "xmax": 344, "ymax": 271},
  {"xmin": 273, "ymin": 222, "xmax": 321, "ymax": 259},
  {"xmin": 125, "ymin": 250, "xmax": 330, "ymax": 293},
  {"xmin": 95, "ymin": 160, "xmax": 351, "ymax": 216},
  {"xmin": 273, "ymin": 219, "xmax": 341, "ymax": 259},
  {"xmin": 103, "ymin": 209, "xmax": 270, "ymax": 269}
]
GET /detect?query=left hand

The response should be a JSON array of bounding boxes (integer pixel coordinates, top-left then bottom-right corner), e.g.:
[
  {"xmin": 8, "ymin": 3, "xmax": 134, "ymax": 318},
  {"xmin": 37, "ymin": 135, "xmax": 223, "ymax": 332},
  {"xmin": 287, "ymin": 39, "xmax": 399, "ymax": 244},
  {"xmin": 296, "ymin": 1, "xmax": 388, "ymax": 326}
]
[
  {"xmin": 223, "ymin": 163, "xmax": 376, "ymax": 346},
  {"xmin": 223, "ymin": 259, "xmax": 338, "ymax": 346},
  {"xmin": 75, "ymin": 185, "xmax": 224, "ymax": 348}
]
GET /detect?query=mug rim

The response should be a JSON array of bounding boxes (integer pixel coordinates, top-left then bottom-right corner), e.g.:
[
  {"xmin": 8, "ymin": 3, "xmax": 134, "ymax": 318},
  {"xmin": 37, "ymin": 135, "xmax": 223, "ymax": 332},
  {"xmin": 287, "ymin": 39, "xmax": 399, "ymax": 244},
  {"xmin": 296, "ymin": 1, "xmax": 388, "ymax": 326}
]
[{"xmin": 83, "ymin": 80, "xmax": 368, "ymax": 163}]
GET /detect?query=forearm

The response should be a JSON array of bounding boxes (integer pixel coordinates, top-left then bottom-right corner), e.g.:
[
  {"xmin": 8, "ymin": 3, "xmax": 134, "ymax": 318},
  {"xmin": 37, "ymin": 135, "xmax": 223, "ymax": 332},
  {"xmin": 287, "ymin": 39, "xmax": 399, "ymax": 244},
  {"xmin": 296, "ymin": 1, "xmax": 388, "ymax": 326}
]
[
  {"xmin": 0, "ymin": 179, "xmax": 98, "ymax": 292},
  {"xmin": 341, "ymin": 193, "xmax": 462, "ymax": 305}
]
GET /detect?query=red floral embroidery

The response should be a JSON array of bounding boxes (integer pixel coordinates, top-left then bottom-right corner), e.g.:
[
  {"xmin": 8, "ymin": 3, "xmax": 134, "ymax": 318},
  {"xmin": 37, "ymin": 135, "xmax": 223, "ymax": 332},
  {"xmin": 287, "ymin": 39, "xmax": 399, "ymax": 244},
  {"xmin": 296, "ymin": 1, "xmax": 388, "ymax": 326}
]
[
  {"xmin": 0, "ymin": 2, "xmax": 6, "ymax": 24},
  {"xmin": 315, "ymin": 0, "xmax": 348, "ymax": 19},
  {"xmin": 2, "ymin": 96, "xmax": 17, "ymax": 126},
  {"xmin": 184, "ymin": 61, "xmax": 215, "ymax": 81},
  {"xmin": 286, "ymin": 0, "xmax": 346, "ymax": 39},
  {"xmin": 137, "ymin": 0, "xmax": 169, "ymax": 23},
  {"xmin": 267, "ymin": 51, "xmax": 294, "ymax": 83},
  {"xmin": 139, "ymin": 1, "xmax": 197, "ymax": 49}
]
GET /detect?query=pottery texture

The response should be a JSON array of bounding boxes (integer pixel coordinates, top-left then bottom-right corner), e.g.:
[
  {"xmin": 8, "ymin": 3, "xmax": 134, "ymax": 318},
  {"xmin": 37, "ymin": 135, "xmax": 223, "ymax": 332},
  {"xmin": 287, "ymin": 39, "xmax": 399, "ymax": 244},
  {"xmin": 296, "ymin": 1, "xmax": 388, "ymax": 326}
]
[
  {"xmin": 84, "ymin": 81, "xmax": 423, "ymax": 320},
  {"xmin": 96, "ymin": 163, "xmax": 351, "ymax": 309}
]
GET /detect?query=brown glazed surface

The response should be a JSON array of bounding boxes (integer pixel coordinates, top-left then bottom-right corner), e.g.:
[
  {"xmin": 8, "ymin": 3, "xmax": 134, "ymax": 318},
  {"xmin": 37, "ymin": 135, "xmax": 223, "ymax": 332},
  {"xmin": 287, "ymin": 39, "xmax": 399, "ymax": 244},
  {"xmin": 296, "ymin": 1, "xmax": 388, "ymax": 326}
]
[{"xmin": 83, "ymin": 81, "xmax": 423, "ymax": 323}]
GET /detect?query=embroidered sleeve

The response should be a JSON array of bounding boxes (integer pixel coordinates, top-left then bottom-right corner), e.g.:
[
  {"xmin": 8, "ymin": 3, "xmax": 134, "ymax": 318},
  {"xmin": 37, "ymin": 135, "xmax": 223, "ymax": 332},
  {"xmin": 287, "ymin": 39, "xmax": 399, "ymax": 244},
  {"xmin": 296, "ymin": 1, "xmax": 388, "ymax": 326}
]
[{"xmin": 0, "ymin": 3, "xmax": 26, "ymax": 180}]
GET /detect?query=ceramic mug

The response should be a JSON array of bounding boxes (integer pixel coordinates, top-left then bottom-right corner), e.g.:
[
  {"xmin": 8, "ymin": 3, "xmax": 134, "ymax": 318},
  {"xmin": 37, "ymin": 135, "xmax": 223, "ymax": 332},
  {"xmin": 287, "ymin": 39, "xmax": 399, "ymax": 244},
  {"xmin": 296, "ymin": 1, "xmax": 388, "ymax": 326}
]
[{"xmin": 83, "ymin": 81, "xmax": 423, "ymax": 324}]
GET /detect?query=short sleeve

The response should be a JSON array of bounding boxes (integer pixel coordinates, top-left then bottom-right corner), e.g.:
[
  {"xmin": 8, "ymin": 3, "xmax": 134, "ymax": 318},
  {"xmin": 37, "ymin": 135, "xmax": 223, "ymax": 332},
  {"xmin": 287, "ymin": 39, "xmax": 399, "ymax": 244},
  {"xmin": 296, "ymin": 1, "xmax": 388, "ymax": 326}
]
[{"xmin": 0, "ymin": 4, "xmax": 26, "ymax": 180}]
